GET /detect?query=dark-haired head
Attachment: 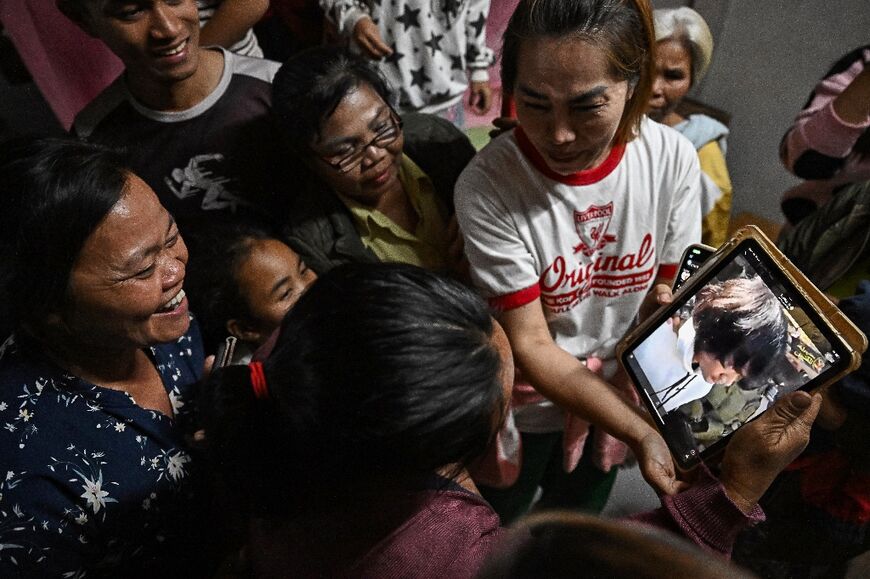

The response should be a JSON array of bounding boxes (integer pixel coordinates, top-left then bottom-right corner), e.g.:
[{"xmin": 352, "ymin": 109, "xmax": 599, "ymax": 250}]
[
  {"xmin": 202, "ymin": 263, "xmax": 507, "ymax": 515},
  {"xmin": 501, "ymin": 0, "xmax": 655, "ymax": 145},
  {"xmin": 272, "ymin": 45, "xmax": 393, "ymax": 155},
  {"xmin": 0, "ymin": 137, "xmax": 128, "ymax": 334},
  {"xmin": 692, "ymin": 276, "xmax": 789, "ymax": 383},
  {"xmin": 478, "ymin": 511, "xmax": 749, "ymax": 579}
]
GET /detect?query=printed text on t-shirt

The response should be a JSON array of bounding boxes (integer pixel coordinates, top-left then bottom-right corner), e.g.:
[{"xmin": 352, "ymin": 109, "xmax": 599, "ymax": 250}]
[{"xmin": 540, "ymin": 232, "xmax": 656, "ymax": 312}]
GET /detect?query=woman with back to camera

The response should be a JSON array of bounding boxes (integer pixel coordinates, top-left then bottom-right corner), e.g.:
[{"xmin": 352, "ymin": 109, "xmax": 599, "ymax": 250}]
[
  {"xmin": 0, "ymin": 138, "xmax": 215, "ymax": 577},
  {"xmin": 648, "ymin": 7, "xmax": 733, "ymax": 247},
  {"xmin": 455, "ymin": 0, "xmax": 703, "ymax": 522},
  {"xmin": 272, "ymin": 46, "xmax": 475, "ymax": 277},
  {"xmin": 201, "ymin": 263, "xmax": 822, "ymax": 578}
]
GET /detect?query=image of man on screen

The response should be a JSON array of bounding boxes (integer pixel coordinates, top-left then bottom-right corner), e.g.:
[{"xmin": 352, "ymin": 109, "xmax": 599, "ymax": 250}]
[{"xmin": 635, "ymin": 275, "xmax": 789, "ymax": 415}]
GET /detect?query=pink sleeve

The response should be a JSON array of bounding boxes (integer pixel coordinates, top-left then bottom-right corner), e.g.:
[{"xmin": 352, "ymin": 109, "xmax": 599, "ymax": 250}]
[
  {"xmin": 780, "ymin": 48, "xmax": 870, "ymax": 178},
  {"xmin": 0, "ymin": 0, "xmax": 122, "ymax": 130},
  {"xmin": 627, "ymin": 466, "xmax": 765, "ymax": 558}
]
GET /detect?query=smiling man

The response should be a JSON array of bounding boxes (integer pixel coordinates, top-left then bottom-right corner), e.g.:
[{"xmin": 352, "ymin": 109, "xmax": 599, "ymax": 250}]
[{"xmin": 58, "ymin": 0, "xmax": 282, "ymax": 226}]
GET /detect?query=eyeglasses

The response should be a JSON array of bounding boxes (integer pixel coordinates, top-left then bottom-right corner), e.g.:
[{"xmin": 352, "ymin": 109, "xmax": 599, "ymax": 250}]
[{"xmin": 313, "ymin": 109, "xmax": 403, "ymax": 174}]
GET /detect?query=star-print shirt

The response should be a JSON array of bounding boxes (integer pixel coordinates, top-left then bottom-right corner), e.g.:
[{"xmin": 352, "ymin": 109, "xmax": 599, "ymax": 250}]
[
  {"xmin": 0, "ymin": 321, "xmax": 210, "ymax": 578},
  {"xmin": 321, "ymin": 0, "xmax": 494, "ymax": 114}
]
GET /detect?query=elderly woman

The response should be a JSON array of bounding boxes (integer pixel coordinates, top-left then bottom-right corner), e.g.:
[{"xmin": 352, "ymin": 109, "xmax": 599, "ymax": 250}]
[
  {"xmin": 272, "ymin": 46, "xmax": 475, "ymax": 277},
  {"xmin": 455, "ymin": 0, "xmax": 703, "ymax": 523},
  {"xmin": 0, "ymin": 138, "xmax": 213, "ymax": 577},
  {"xmin": 648, "ymin": 7, "xmax": 732, "ymax": 246}
]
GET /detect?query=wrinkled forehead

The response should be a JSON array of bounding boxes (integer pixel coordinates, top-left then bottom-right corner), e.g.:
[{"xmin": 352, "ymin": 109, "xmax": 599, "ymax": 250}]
[{"xmin": 313, "ymin": 83, "xmax": 392, "ymax": 146}]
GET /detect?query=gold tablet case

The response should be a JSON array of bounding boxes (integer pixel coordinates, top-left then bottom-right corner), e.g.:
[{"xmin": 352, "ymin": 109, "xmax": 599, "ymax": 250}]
[{"xmin": 618, "ymin": 225, "xmax": 867, "ymax": 396}]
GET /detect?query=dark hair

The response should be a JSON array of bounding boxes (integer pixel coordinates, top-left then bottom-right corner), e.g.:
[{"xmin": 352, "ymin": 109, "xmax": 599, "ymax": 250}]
[
  {"xmin": 272, "ymin": 46, "xmax": 393, "ymax": 153},
  {"xmin": 0, "ymin": 137, "xmax": 127, "ymax": 332},
  {"xmin": 501, "ymin": 0, "xmax": 656, "ymax": 145},
  {"xmin": 477, "ymin": 511, "xmax": 748, "ymax": 579},
  {"xmin": 182, "ymin": 217, "xmax": 275, "ymax": 353},
  {"xmin": 692, "ymin": 276, "xmax": 789, "ymax": 379},
  {"xmin": 201, "ymin": 263, "xmax": 504, "ymax": 514}
]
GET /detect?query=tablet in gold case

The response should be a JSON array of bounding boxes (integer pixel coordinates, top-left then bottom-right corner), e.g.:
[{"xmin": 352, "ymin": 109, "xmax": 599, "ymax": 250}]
[{"xmin": 618, "ymin": 226, "xmax": 867, "ymax": 469}]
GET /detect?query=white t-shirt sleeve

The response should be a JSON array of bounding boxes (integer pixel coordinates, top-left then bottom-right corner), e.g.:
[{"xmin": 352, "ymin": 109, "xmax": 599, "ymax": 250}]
[
  {"xmin": 660, "ymin": 137, "xmax": 703, "ymax": 271},
  {"xmin": 455, "ymin": 163, "xmax": 541, "ymax": 308}
]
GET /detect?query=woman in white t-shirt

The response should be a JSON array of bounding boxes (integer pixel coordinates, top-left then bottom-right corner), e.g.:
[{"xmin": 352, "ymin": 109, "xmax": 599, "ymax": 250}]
[{"xmin": 455, "ymin": 0, "xmax": 703, "ymax": 522}]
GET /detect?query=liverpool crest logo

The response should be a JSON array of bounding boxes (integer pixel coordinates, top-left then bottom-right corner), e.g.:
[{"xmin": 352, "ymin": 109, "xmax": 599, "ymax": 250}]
[{"xmin": 573, "ymin": 202, "xmax": 618, "ymax": 256}]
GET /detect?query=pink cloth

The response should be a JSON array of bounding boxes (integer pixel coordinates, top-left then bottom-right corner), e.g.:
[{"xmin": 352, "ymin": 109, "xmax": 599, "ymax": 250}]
[
  {"xmin": 0, "ymin": 0, "xmax": 122, "ymax": 129},
  {"xmin": 251, "ymin": 487, "xmax": 503, "ymax": 579},
  {"xmin": 780, "ymin": 46, "xmax": 870, "ymax": 217},
  {"xmin": 630, "ymin": 465, "xmax": 765, "ymax": 557},
  {"xmin": 472, "ymin": 356, "xmax": 638, "ymax": 488}
]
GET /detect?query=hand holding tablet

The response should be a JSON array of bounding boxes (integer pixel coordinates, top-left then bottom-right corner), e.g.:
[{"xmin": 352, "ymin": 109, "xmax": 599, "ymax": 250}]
[{"xmin": 619, "ymin": 226, "xmax": 867, "ymax": 469}]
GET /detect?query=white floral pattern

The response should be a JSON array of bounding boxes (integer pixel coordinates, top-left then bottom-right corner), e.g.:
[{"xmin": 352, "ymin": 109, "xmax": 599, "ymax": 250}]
[{"xmin": 0, "ymin": 321, "xmax": 205, "ymax": 576}]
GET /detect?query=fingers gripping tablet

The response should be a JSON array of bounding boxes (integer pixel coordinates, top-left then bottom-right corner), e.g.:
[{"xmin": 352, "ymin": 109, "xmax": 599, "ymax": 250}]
[{"xmin": 619, "ymin": 226, "xmax": 866, "ymax": 469}]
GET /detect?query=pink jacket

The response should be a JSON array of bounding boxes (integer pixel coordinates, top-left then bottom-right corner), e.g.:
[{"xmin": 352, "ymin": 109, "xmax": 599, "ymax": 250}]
[{"xmin": 781, "ymin": 45, "xmax": 870, "ymax": 221}]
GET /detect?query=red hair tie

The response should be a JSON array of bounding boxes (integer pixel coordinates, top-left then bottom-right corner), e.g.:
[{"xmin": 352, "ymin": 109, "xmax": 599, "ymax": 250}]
[{"xmin": 249, "ymin": 361, "xmax": 269, "ymax": 401}]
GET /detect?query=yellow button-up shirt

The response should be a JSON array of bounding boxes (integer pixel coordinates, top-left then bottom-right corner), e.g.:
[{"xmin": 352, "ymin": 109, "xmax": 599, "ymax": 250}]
[{"xmin": 338, "ymin": 155, "xmax": 453, "ymax": 271}]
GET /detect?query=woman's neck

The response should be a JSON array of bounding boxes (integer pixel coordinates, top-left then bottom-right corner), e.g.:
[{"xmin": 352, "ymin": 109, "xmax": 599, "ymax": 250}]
[
  {"xmin": 437, "ymin": 465, "xmax": 480, "ymax": 495},
  {"xmin": 36, "ymin": 332, "xmax": 172, "ymax": 415},
  {"xmin": 37, "ymin": 331, "xmax": 140, "ymax": 383},
  {"xmin": 663, "ymin": 110, "xmax": 687, "ymax": 127},
  {"xmin": 375, "ymin": 179, "xmax": 419, "ymax": 234},
  {"xmin": 127, "ymin": 49, "xmax": 224, "ymax": 112}
]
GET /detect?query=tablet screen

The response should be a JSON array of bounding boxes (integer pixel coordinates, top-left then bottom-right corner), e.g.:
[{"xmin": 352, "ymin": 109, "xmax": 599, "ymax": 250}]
[{"xmin": 623, "ymin": 239, "xmax": 847, "ymax": 468}]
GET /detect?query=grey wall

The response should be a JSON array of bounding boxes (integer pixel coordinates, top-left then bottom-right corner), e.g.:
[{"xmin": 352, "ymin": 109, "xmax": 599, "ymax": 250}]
[{"xmin": 653, "ymin": 0, "xmax": 870, "ymax": 223}]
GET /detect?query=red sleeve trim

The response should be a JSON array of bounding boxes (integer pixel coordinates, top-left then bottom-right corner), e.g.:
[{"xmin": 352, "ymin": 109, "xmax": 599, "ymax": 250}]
[
  {"xmin": 488, "ymin": 284, "xmax": 541, "ymax": 312},
  {"xmin": 657, "ymin": 263, "xmax": 678, "ymax": 280}
]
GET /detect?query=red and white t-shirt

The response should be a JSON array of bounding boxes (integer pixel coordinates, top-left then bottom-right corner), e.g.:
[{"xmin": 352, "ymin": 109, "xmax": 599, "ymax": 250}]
[{"xmin": 456, "ymin": 116, "xmax": 701, "ymax": 374}]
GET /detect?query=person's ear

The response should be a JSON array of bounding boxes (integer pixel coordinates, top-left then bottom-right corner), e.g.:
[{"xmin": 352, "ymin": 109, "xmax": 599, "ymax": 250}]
[
  {"xmin": 57, "ymin": 0, "xmax": 99, "ymax": 37},
  {"xmin": 226, "ymin": 318, "xmax": 264, "ymax": 345}
]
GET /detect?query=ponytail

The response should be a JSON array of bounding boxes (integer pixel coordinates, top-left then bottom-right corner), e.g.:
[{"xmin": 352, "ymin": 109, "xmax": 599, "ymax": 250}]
[
  {"xmin": 200, "ymin": 364, "xmax": 290, "ymax": 515},
  {"xmin": 200, "ymin": 264, "xmax": 504, "ymax": 517}
]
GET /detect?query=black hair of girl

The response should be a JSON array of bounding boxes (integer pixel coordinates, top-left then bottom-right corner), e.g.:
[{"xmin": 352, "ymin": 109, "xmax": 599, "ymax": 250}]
[
  {"xmin": 201, "ymin": 263, "xmax": 504, "ymax": 515},
  {"xmin": 182, "ymin": 216, "xmax": 275, "ymax": 353},
  {"xmin": 0, "ymin": 136, "xmax": 127, "ymax": 334},
  {"xmin": 692, "ymin": 275, "xmax": 789, "ymax": 379},
  {"xmin": 272, "ymin": 45, "xmax": 393, "ymax": 154}
]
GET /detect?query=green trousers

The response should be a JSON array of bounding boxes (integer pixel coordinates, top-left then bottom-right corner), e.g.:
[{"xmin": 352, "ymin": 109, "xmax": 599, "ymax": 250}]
[{"xmin": 479, "ymin": 430, "xmax": 618, "ymax": 525}]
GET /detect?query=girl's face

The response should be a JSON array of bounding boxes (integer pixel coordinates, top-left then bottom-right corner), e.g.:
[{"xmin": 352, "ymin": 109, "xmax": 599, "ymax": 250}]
[
  {"xmin": 648, "ymin": 38, "xmax": 693, "ymax": 125},
  {"xmin": 512, "ymin": 36, "xmax": 632, "ymax": 175},
  {"xmin": 307, "ymin": 83, "xmax": 404, "ymax": 206},
  {"xmin": 231, "ymin": 238, "xmax": 317, "ymax": 345}
]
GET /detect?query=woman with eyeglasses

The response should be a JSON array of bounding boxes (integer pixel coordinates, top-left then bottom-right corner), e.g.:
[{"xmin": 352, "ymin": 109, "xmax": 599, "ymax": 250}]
[{"xmin": 272, "ymin": 46, "xmax": 476, "ymax": 277}]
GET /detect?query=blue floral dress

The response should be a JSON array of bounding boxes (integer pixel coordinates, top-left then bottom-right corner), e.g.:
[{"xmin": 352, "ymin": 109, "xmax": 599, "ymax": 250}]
[{"xmin": 0, "ymin": 321, "xmax": 210, "ymax": 577}]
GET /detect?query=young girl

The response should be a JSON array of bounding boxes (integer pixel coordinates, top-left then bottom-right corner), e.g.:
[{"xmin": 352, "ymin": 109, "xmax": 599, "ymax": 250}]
[{"xmin": 184, "ymin": 219, "xmax": 316, "ymax": 359}]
